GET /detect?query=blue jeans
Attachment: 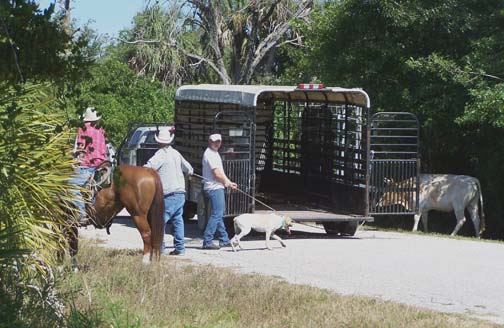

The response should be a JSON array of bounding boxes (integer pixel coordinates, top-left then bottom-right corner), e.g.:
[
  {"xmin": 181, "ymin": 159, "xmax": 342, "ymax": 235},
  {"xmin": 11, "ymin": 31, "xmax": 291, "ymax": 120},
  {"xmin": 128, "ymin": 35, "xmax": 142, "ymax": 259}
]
[
  {"xmin": 203, "ymin": 188, "xmax": 229, "ymax": 247},
  {"xmin": 163, "ymin": 193, "xmax": 186, "ymax": 253},
  {"xmin": 69, "ymin": 167, "xmax": 96, "ymax": 220}
]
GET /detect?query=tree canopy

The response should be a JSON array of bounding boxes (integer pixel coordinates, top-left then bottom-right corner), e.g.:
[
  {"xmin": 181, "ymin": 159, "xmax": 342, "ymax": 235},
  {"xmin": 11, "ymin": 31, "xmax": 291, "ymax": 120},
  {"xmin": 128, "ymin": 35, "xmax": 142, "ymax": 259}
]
[
  {"xmin": 126, "ymin": 0, "xmax": 313, "ymax": 85},
  {"xmin": 70, "ymin": 53, "xmax": 175, "ymax": 146},
  {"xmin": 285, "ymin": 0, "xmax": 504, "ymax": 236},
  {"xmin": 0, "ymin": 0, "xmax": 93, "ymax": 84}
]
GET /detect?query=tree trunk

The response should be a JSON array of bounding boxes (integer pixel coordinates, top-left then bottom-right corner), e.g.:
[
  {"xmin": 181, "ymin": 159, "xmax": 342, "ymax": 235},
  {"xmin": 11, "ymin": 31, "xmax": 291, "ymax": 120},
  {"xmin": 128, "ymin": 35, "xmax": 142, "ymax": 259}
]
[{"xmin": 61, "ymin": 0, "xmax": 71, "ymax": 36}]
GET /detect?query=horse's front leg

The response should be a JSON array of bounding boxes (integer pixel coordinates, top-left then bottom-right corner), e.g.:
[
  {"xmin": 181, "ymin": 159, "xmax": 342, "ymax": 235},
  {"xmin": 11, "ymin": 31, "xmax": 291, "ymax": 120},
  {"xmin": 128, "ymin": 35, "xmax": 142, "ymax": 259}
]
[
  {"xmin": 60, "ymin": 223, "xmax": 79, "ymax": 272},
  {"xmin": 132, "ymin": 215, "xmax": 152, "ymax": 264},
  {"xmin": 68, "ymin": 224, "xmax": 79, "ymax": 272}
]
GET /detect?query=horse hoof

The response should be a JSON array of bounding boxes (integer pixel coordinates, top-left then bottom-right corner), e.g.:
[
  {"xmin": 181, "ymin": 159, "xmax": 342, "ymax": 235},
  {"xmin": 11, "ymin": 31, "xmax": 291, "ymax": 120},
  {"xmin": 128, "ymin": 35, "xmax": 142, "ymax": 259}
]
[
  {"xmin": 142, "ymin": 255, "xmax": 150, "ymax": 264},
  {"xmin": 71, "ymin": 259, "xmax": 79, "ymax": 272}
]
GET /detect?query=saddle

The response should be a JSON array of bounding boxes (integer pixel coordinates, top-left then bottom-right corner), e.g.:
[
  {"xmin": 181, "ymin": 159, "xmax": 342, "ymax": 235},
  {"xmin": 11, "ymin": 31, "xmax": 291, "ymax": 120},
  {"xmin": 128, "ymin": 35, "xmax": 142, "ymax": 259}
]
[{"xmin": 87, "ymin": 161, "xmax": 114, "ymax": 191}]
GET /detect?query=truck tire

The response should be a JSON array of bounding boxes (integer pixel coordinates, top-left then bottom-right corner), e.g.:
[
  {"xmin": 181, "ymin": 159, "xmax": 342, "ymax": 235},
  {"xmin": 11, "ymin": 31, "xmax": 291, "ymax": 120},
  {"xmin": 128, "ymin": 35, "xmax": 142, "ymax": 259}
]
[
  {"xmin": 323, "ymin": 221, "xmax": 359, "ymax": 236},
  {"xmin": 197, "ymin": 194, "xmax": 210, "ymax": 231}
]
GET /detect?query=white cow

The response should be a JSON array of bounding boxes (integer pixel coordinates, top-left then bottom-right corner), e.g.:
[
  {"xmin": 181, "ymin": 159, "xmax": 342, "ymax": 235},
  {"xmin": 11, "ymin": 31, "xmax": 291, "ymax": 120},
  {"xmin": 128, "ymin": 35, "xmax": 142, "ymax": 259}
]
[{"xmin": 377, "ymin": 174, "xmax": 485, "ymax": 237}]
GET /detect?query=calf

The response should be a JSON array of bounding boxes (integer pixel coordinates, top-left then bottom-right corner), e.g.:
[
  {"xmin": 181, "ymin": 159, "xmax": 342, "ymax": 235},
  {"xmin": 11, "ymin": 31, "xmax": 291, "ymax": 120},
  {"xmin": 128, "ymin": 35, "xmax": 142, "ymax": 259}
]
[{"xmin": 377, "ymin": 174, "xmax": 485, "ymax": 237}]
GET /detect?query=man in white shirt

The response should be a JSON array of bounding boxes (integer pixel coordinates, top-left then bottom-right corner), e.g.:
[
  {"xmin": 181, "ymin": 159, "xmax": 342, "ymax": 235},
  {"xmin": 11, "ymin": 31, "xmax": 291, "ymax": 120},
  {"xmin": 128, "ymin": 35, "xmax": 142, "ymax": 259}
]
[
  {"xmin": 202, "ymin": 133, "xmax": 237, "ymax": 249},
  {"xmin": 144, "ymin": 127, "xmax": 193, "ymax": 255}
]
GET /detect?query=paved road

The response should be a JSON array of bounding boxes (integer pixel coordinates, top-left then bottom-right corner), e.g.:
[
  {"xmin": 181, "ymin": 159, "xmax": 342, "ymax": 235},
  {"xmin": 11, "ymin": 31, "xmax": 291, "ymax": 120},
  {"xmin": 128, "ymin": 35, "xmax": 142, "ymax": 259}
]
[{"xmin": 79, "ymin": 213, "xmax": 504, "ymax": 324}]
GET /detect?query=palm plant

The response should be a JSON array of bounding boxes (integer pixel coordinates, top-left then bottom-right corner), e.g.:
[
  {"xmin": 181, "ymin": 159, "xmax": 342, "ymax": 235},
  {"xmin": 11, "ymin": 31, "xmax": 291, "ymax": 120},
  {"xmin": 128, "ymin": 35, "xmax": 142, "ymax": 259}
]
[
  {"xmin": 128, "ymin": 2, "xmax": 197, "ymax": 85},
  {"xmin": 127, "ymin": 0, "xmax": 312, "ymax": 85},
  {"xmin": 0, "ymin": 82, "xmax": 78, "ymax": 325}
]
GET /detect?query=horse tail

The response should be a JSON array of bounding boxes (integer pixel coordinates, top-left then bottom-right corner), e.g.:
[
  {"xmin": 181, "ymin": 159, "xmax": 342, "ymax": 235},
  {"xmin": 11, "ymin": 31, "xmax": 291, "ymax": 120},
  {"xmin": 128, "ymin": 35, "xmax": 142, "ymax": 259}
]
[
  {"xmin": 476, "ymin": 178, "xmax": 485, "ymax": 236},
  {"xmin": 148, "ymin": 171, "xmax": 165, "ymax": 260}
]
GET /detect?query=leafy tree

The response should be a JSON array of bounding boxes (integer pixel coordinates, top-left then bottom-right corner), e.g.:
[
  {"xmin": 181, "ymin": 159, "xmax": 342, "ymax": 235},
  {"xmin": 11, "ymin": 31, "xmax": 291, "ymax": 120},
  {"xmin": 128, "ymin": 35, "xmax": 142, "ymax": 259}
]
[
  {"xmin": 0, "ymin": 82, "xmax": 77, "ymax": 326},
  {"xmin": 0, "ymin": 1, "xmax": 97, "ymax": 325},
  {"xmin": 0, "ymin": 0, "xmax": 93, "ymax": 84},
  {"xmin": 126, "ymin": 0, "xmax": 313, "ymax": 85},
  {"xmin": 125, "ymin": 2, "xmax": 200, "ymax": 85},
  {"xmin": 284, "ymin": 0, "xmax": 504, "ymax": 237},
  {"xmin": 68, "ymin": 53, "xmax": 175, "ymax": 146}
]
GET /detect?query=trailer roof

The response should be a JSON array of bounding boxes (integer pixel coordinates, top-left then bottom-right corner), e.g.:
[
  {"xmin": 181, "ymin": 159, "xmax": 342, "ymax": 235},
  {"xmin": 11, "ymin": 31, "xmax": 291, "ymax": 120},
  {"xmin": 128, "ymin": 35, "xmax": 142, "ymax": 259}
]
[{"xmin": 175, "ymin": 84, "xmax": 370, "ymax": 108}]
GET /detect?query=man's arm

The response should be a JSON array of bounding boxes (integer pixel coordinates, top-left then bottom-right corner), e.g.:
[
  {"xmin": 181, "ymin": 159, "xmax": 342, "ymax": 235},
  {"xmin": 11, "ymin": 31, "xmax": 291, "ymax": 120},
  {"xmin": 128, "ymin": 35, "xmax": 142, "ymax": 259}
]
[
  {"xmin": 180, "ymin": 154, "xmax": 194, "ymax": 175},
  {"xmin": 143, "ymin": 152, "xmax": 162, "ymax": 170},
  {"xmin": 73, "ymin": 129, "xmax": 85, "ymax": 158},
  {"xmin": 211, "ymin": 168, "xmax": 237, "ymax": 189},
  {"xmin": 96, "ymin": 128, "xmax": 107, "ymax": 159}
]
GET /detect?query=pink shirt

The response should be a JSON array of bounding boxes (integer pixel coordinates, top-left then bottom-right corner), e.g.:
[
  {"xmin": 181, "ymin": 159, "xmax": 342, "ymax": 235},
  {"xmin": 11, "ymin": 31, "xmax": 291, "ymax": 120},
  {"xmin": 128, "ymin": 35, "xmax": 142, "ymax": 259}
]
[{"xmin": 75, "ymin": 122, "xmax": 107, "ymax": 167}]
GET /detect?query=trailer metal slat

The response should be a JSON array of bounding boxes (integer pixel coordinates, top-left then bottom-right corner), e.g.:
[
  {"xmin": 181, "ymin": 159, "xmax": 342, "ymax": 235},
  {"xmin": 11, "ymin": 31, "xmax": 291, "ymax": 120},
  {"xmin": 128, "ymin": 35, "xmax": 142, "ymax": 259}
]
[
  {"xmin": 370, "ymin": 135, "xmax": 417, "ymax": 138},
  {"xmin": 371, "ymin": 127, "xmax": 418, "ymax": 131},
  {"xmin": 370, "ymin": 143, "xmax": 418, "ymax": 147}
]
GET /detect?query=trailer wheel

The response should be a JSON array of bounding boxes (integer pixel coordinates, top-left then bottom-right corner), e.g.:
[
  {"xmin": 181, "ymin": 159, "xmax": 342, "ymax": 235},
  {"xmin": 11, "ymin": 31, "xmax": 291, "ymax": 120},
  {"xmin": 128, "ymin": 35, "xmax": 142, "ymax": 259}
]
[
  {"xmin": 197, "ymin": 195, "xmax": 210, "ymax": 231},
  {"xmin": 322, "ymin": 222, "xmax": 344, "ymax": 235},
  {"xmin": 340, "ymin": 221, "xmax": 359, "ymax": 236},
  {"xmin": 182, "ymin": 202, "xmax": 196, "ymax": 221},
  {"xmin": 323, "ymin": 221, "xmax": 359, "ymax": 236}
]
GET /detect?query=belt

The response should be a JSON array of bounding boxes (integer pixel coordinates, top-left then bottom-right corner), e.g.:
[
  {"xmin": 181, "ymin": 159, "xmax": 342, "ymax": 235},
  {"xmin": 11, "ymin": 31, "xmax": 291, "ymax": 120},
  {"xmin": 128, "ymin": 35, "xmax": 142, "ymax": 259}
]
[{"xmin": 164, "ymin": 192, "xmax": 185, "ymax": 197}]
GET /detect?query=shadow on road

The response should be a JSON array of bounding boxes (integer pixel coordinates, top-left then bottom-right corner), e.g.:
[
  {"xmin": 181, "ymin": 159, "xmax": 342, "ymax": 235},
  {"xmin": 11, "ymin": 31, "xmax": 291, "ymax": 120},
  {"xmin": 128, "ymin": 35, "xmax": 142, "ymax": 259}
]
[{"xmin": 109, "ymin": 215, "xmax": 397, "ymax": 241}]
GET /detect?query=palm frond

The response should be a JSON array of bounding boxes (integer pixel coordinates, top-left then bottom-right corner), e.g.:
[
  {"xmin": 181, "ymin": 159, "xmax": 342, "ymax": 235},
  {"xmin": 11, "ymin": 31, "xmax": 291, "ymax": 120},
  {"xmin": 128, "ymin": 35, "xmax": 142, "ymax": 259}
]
[{"xmin": 0, "ymin": 81, "xmax": 78, "ymax": 278}]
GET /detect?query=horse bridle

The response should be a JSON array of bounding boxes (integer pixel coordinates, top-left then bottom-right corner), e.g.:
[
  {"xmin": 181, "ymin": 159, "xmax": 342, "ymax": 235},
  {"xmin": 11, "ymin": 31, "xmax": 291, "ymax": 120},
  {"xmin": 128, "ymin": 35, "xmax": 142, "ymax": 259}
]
[
  {"xmin": 85, "ymin": 201, "xmax": 116, "ymax": 233},
  {"xmin": 84, "ymin": 162, "xmax": 116, "ymax": 234}
]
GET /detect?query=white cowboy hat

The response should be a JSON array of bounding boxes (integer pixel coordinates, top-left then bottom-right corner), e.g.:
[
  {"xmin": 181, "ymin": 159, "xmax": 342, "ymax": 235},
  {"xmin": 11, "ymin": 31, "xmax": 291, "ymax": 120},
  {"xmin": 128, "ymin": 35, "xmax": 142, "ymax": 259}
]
[
  {"xmin": 82, "ymin": 107, "xmax": 101, "ymax": 122},
  {"xmin": 155, "ymin": 128, "xmax": 175, "ymax": 144},
  {"xmin": 209, "ymin": 133, "xmax": 222, "ymax": 142}
]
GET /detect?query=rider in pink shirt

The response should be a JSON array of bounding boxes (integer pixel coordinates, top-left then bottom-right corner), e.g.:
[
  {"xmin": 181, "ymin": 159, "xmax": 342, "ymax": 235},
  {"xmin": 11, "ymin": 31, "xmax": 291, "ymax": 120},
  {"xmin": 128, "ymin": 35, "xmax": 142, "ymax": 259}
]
[
  {"xmin": 75, "ymin": 120, "xmax": 107, "ymax": 167},
  {"xmin": 71, "ymin": 107, "xmax": 108, "ymax": 224}
]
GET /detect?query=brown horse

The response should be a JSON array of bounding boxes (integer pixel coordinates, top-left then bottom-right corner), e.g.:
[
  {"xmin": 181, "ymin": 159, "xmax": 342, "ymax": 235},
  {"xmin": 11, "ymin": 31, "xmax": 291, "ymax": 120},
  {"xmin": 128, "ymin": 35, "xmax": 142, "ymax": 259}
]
[{"xmin": 84, "ymin": 165, "xmax": 165, "ymax": 263}]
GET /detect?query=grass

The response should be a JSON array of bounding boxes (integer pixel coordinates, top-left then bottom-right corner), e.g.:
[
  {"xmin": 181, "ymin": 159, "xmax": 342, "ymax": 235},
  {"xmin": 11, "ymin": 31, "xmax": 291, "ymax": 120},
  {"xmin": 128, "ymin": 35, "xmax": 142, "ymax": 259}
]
[
  {"xmin": 58, "ymin": 241, "xmax": 501, "ymax": 328},
  {"xmin": 367, "ymin": 211, "xmax": 504, "ymax": 243},
  {"xmin": 361, "ymin": 223, "xmax": 504, "ymax": 244}
]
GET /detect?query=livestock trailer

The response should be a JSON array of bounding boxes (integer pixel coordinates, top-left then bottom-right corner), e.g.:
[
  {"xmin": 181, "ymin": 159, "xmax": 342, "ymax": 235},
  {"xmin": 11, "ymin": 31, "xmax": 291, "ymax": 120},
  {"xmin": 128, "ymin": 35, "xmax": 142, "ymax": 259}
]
[{"xmin": 174, "ymin": 84, "xmax": 420, "ymax": 235}]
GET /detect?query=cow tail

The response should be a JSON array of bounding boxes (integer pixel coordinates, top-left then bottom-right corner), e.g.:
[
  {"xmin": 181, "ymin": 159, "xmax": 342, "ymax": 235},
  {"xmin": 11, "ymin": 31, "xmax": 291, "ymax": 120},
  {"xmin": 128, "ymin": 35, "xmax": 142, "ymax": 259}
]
[
  {"xmin": 476, "ymin": 178, "xmax": 485, "ymax": 234},
  {"xmin": 149, "ymin": 172, "xmax": 165, "ymax": 260}
]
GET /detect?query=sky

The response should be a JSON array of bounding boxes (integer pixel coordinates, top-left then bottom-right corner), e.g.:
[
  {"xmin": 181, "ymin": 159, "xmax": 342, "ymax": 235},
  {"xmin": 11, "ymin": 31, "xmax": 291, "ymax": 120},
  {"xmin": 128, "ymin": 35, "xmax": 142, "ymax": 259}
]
[{"xmin": 36, "ymin": 0, "xmax": 146, "ymax": 37}]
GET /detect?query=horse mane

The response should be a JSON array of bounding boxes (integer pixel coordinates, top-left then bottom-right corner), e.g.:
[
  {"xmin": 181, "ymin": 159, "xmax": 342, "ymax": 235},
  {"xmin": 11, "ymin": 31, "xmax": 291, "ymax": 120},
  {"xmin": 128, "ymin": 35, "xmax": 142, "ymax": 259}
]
[{"xmin": 148, "ymin": 170, "xmax": 165, "ymax": 260}]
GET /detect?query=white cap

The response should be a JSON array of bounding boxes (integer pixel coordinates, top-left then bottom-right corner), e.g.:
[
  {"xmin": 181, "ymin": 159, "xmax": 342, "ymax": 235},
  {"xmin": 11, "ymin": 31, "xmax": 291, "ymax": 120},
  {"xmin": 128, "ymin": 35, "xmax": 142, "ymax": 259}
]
[
  {"xmin": 155, "ymin": 128, "xmax": 175, "ymax": 144},
  {"xmin": 209, "ymin": 133, "xmax": 222, "ymax": 142}
]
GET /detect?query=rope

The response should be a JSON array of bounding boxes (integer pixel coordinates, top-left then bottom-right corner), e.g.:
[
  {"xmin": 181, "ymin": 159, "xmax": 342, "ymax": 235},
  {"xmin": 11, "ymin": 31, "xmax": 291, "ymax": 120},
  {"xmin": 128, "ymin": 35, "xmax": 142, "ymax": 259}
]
[{"xmin": 191, "ymin": 173, "xmax": 278, "ymax": 212}]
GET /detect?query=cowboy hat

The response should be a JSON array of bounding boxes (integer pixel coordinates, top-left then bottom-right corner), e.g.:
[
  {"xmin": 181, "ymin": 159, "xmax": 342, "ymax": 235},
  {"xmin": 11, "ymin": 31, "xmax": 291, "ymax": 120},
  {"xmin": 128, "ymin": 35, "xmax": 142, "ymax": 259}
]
[
  {"xmin": 82, "ymin": 107, "xmax": 101, "ymax": 122},
  {"xmin": 155, "ymin": 128, "xmax": 175, "ymax": 144}
]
